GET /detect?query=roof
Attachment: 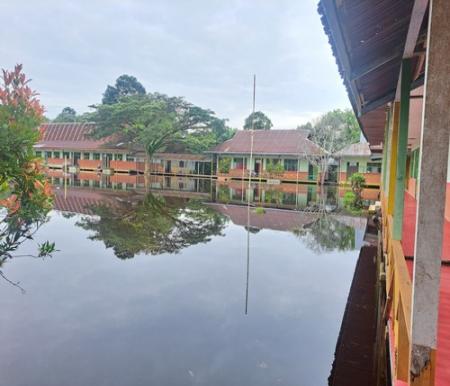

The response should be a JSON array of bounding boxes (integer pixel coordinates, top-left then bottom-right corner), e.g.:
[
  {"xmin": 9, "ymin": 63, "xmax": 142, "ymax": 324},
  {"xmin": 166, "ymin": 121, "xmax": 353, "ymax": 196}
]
[
  {"xmin": 208, "ymin": 203, "xmax": 319, "ymax": 232},
  {"xmin": 319, "ymin": 0, "xmax": 427, "ymax": 144},
  {"xmin": 35, "ymin": 122, "xmax": 115, "ymax": 151},
  {"xmin": 334, "ymin": 142, "xmax": 371, "ymax": 157},
  {"xmin": 208, "ymin": 129, "xmax": 324, "ymax": 156}
]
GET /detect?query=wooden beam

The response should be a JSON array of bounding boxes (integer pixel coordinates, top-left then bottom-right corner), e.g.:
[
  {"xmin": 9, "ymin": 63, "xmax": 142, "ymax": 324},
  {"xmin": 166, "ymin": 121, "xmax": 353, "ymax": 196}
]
[
  {"xmin": 410, "ymin": 0, "xmax": 450, "ymax": 383},
  {"xmin": 395, "ymin": 0, "xmax": 429, "ymax": 100},
  {"xmin": 350, "ymin": 49, "xmax": 403, "ymax": 81},
  {"xmin": 361, "ymin": 75, "xmax": 425, "ymax": 115},
  {"xmin": 393, "ymin": 59, "xmax": 412, "ymax": 240}
]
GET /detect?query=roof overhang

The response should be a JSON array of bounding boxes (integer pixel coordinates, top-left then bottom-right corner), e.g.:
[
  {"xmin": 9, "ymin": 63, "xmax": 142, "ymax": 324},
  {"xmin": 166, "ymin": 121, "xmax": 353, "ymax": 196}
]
[{"xmin": 319, "ymin": 0, "xmax": 429, "ymax": 144}]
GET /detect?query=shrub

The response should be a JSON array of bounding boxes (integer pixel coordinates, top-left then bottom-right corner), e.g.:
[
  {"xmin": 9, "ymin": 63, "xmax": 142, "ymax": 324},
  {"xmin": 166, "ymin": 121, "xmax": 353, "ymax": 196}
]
[
  {"xmin": 266, "ymin": 160, "xmax": 284, "ymax": 175},
  {"xmin": 343, "ymin": 191, "xmax": 356, "ymax": 209},
  {"xmin": 218, "ymin": 157, "xmax": 231, "ymax": 173}
]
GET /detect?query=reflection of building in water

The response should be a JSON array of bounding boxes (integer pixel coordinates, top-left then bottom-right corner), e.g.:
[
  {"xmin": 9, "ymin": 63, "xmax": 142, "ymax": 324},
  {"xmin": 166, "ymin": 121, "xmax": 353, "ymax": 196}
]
[
  {"xmin": 209, "ymin": 203, "xmax": 320, "ymax": 232},
  {"xmin": 214, "ymin": 181, "xmax": 323, "ymax": 210}
]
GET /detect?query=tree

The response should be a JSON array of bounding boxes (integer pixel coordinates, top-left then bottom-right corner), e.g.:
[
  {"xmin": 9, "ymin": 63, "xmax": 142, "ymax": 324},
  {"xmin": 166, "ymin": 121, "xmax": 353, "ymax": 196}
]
[
  {"xmin": 243, "ymin": 111, "xmax": 273, "ymax": 130},
  {"xmin": 300, "ymin": 108, "xmax": 360, "ymax": 185},
  {"xmin": 91, "ymin": 93, "xmax": 225, "ymax": 158},
  {"xmin": 183, "ymin": 118, "xmax": 235, "ymax": 153},
  {"xmin": 0, "ymin": 65, "xmax": 56, "ymax": 289},
  {"xmin": 292, "ymin": 215, "xmax": 356, "ymax": 253},
  {"xmin": 102, "ymin": 74, "xmax": 146, "ymax": 104},
  {"xmin": 54, "ymin": 106, "xmax": 78, "ymax": 122},
  {"xmin": 76, "ymin": 193, "xmax": 228, "ymax": 259}
]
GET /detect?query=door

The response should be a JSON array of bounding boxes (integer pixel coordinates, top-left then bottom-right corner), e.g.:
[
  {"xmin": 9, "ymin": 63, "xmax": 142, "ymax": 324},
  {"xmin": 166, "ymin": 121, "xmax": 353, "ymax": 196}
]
[
  {"xmin": 347, "ymin": 162, "xmax": 359, "ymax": 178},
  {"xmin": 165, "ymin": 160, "xmax": 171, "ymax": 173},
  {"xmin": 254, "ymin": 159, "xmax": 261, "ymax": 175},
  {"xmin": 73, "ymin": 152, "xmax": 81, "ymax": 166}
]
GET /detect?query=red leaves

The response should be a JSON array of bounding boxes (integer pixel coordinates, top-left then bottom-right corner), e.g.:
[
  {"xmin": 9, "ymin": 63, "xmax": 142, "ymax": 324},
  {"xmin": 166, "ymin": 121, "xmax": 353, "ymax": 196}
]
[{"xmin": 0, "ymin": 63, "xmax": 44, "ymax": 119}]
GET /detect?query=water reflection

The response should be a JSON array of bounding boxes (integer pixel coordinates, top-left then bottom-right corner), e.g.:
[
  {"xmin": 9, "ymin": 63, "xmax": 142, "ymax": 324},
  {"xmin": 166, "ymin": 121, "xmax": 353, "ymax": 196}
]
[
  {"xmin": 0, "ymin": 173, "xmax": 374, "ymax": 386},
  {"xmin": 47, "ymin": 174, "xmax": 372, "ymax": 258},
  {"xmin": 76, "ymin": 193, "xmax": 227, "ymax": 259}
]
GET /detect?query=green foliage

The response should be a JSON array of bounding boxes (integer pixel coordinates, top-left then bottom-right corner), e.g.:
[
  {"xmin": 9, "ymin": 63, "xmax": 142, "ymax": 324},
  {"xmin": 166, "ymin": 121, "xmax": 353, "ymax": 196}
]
[
  {"xmin": 92, "ymin": 93, "xmax": 225, "ymax": 158},
  {"xmin": 218, "ymin": 157, "xmax": 231, "ymax": 173},
  {"xmin": 243, "ymin": 111, "xmax": 273, "ymax": 130},
  {"xmin": 292, "ymin": 215, "xmax": 356, "ymax": 253},
  {"xmin": 54, "ymin": 106, "xmax": 78, "ymax": 122},
  {"xmin": 102, "ymin": 74, "xmax": 146, "ymax": 105},
  {"xmin": 76, "ymin": 193, "xmax": 227, "ymax": 259},
  {"xmin": 307, "ymin": 108, "xmax": 360, "ymax": 154},
  {"xmin": 254, "ymin": 207, "xmax": 266, "ymax": 215},
  {"xmin": 266, "ymin": 160, "xmax": 284, "ymax": 175},
  {"xmin": 349, "ymin": 172, "xmax": 366, "ymax": 209},
  {"xmin": 182, "ymin": 118, "xmax": 235, "ymax": 153},
  {"xmin": 343, "ymin": 191, "xmax": 356, "ymax": 209},
  {"xmin": 0, "ymin": 65, "xmax": 56, "ymax": 284}
]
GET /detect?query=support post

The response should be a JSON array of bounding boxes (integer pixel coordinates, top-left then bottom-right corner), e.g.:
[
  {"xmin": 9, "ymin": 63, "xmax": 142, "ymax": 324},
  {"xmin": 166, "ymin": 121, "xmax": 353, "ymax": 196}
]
[
  {"xmin": 410, "ymin": 0, "xmax": 450, "ymax": 383},
  {"xmin": 382, "ymin": 109, "xmax": 391, "ymax": 193},
  {"xmin": 388, "ymin": 102, "xmax": 400, "ymax": 215},
  {"xmin": 393, "ymin": 59, "xmax": 412, "ymax": 240}
]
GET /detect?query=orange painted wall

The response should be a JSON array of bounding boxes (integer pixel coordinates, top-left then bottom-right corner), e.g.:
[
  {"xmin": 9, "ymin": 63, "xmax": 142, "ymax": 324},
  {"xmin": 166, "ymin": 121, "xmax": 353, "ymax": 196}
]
[
  {"xmin": 339, "ymin": 172, "xmax": 381, "ymax": 186},
  {"xmin": 78, "ymin": 160, "xmax": 101, "ymax": 170}
]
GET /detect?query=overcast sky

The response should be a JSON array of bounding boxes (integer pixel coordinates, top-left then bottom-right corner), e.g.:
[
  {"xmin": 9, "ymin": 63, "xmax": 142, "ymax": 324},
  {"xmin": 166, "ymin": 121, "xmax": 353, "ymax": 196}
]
[{"xmin": 1, "ymin": 0, "xmax": 350, "ymax": 129}]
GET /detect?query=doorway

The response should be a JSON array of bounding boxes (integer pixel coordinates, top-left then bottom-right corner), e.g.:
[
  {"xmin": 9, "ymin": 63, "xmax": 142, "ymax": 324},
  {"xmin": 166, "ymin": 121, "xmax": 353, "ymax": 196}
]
[{"xmin": 347, "ymin": 162, "xmax": 359, "ymax": 178}]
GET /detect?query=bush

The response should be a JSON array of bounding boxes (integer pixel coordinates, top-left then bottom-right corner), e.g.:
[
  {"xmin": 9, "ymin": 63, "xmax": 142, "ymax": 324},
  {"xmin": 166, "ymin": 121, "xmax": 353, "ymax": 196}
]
[
  {"xmin": 343, "ymin": 191, "xmax": 356, "ymax": 209},
  {"xmin": 266, "ymin": 160, "xmax": 284, "ymax": 175},
  {"xmin": 218, "ymin": 157, "xmax": 231, "ymax": 173}
]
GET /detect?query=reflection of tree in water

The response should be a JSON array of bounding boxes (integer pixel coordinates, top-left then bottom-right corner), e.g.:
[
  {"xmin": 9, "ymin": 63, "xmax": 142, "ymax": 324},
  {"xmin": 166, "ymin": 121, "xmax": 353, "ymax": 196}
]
[
  {"xmin": 292, "ymin": 214, "xmax": 355, "ymax": 253},
  {"xmin": 76, "ymin": 193, "xmax": 228, "ymax": 259}
]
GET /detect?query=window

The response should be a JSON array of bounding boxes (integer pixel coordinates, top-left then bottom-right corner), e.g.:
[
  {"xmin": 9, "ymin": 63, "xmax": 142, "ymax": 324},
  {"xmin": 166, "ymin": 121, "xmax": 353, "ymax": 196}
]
[
  {"xmin": 45, "ymin": 151, "xmax": 52, "ymax": 158},
  {"xmin": 179, "ymin": 160, "xmax": 185, "ymax": 168},
  {"xmin": 233, "ymin": 157, "xmax": 244, "ymax": 170},
  {"xmin": 93, "ymin": 153, "xmax": 101, "ymax": 160},
  {"xmin": 53, "ymin": 151, "xmax": 60, "ymax": 158},
  {"xmin": 366, "ymin": 162, "xmax": 381, "ymax": 173},
  {"xmin": 115, "ymin": 154, "xmax": 123, "ymax": 161},
  {"xmin": 126, "ymin": 155, "xmax": 135, "ymax": 162},
  {"xmin": 409, "ymin": 148, "xmax": 420, "ymax": 179},
  {"xmin": 284, "ymin": 159, "xmax": 298, "ymax": 171},
  {"xmin": 63, "ymin": 152, "xmax": 70, "ymax": 159},
  {"xmin": 35, "ymin": 151, "xmax": 42, "ymax": 157},
  {"xmin": 83, "ymin": 153, "xmax": 90, "ymax": 160}
]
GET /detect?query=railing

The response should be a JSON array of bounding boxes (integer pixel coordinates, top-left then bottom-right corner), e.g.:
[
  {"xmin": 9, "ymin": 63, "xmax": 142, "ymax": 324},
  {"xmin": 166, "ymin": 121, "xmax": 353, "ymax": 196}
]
[
  {"xmin": 382, "ymin": 194, "xmax": 413, "ymax": 383},
  {"xmin": 78, "ymin": 159, "xmax": 101, "ymax": 170}
]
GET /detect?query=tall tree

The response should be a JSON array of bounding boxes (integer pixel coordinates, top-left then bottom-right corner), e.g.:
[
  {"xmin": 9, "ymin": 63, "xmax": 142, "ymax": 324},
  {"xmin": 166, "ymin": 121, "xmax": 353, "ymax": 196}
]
[
  {"xmin": 102, "ymin": 74, "xmax": 146, "ymax": 104},
  {"xmin": 54, "ymin": 106, "xmax": 77, "ymax": 122},
  {"xmin": 300, "ymin": 108, "xmax": 361, "ymax": 185},
  {"xmin": 243, "ymin": 111, "xmax": 273, "ymax": 130},
  {"xmin": 91, "ymin": 93, "xmax": 223, "ymax": 158}
]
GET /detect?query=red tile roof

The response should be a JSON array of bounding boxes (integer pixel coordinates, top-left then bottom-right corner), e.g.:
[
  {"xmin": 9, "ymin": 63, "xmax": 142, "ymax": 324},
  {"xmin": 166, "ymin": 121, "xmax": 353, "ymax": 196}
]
[
  {"xmin": 35, "ymin": 123, "xmax": 114, "ymax": 151},
  {"xmin": 208, "ymin": 129, "xmax": 324, "ymax": 156}
]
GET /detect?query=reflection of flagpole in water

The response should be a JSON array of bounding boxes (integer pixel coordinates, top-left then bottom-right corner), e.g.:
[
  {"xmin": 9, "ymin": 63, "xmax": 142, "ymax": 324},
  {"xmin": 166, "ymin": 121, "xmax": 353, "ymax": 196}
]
[
  {"xmin": 245, "ymin": 74, "xmax": 256, "ymax": 315},
  {"xmin": 64, "ymin": 155, "xmax": 67, "ymax": 200}
]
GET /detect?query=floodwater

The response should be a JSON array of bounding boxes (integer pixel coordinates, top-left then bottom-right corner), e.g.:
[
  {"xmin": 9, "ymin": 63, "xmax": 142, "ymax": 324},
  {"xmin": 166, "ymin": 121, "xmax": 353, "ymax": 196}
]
[{"xmin": 0, "ymin": 175, "xmax": 374, "ymax": 386}]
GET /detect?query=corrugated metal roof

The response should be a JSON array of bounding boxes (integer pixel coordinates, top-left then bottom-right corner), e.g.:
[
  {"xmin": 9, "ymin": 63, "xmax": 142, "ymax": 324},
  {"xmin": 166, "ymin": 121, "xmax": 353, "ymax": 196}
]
[
  {"xmin": 36, "ymin": 123, "xmax": 113, "ymax": 151},
  {"xmin": 334, "ymin": 142, "xmax": 372, "ymax": 157},
  {"xmin": 208, "ymin": 130, "xmax": 324, "ymax": 156}
]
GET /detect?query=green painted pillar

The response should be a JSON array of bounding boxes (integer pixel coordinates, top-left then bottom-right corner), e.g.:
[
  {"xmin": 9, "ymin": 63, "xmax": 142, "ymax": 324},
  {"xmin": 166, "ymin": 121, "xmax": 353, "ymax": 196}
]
[
  {"xmin": 382, "ymin": 113, "xmax": 390, "ymax": 193},
  {"xmin": 393, "ymin": 59, "xmax": 412, "ymax": 240}
]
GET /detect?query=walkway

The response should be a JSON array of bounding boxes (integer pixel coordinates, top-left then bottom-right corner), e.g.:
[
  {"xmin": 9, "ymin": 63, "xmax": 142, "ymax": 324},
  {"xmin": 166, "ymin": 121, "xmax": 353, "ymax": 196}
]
[{"xmin": 401, "ymin": 192, "xmax": 450, "ymax": 385}]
